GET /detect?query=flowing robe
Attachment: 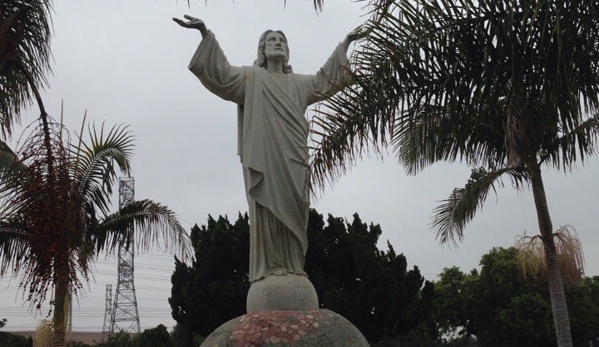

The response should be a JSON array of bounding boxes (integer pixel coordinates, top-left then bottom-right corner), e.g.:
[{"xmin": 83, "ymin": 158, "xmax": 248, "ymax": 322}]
[{"xmin": 189, "ymin": 30, "xmax": 349, "ymax": 282}]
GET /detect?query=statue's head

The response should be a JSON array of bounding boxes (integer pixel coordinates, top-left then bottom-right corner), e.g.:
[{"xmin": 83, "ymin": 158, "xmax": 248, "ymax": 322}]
[{"xmin": 254, "ymin": 29, "xmax": 293, "ymax": 73}]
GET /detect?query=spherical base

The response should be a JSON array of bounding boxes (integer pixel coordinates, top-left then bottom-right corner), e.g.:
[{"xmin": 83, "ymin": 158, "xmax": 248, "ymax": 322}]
[
  {"xmin": 246, "ymin": 274, "xmax": 319, "ymax": 312},
  {"xmin": 199, "ymin": 309, "xmax": 370, "ymax": 347}
]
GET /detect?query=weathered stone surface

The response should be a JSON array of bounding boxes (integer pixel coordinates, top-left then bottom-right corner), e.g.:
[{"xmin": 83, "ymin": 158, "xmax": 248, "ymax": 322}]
[
  {"xmin": 175, "ymin": 16, "xmax": 359, "ymax": 286},
  {"xmin": 200, "ymin": 309, "xmax": 370, "ymax": 347},
  {"xmin": 247, "ymin": 274, "xmax": 319, "ymax": 312}
]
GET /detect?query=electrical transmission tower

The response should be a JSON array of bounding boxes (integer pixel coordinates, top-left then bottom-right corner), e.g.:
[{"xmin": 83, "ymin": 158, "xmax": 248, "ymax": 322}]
[
  {"xmin": 110, "ymin": 177, "xmax": 141, "ymax": 334},
  {"xmin": 102, "ymin": 284, "xmax": 112, "ymax": 340}
]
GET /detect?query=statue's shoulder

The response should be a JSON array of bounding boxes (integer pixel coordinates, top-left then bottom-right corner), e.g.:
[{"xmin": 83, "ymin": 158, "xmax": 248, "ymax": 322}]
[{"xmin": 242, "ymin": 65, "xmax": 260, "ymax": 74}]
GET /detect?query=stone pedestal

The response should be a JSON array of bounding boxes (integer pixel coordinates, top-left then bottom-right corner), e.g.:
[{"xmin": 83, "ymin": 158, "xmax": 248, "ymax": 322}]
[
  {"xmin": 199, "ymin": 309, "xmax": 370, "ymax": 347},
  {"xmin": 200, "ymin": 274, "xmax": 370, "ymax": 346},
  {"xmin": 246, "ymin": 274, "xmax": 319, "ymax": 312}
]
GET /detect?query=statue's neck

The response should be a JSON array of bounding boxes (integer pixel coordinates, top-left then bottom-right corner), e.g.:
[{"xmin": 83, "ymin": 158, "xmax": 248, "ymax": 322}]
[{"xmin": 266, "ymin": 60, "xmax": 285, "ymax": 75}]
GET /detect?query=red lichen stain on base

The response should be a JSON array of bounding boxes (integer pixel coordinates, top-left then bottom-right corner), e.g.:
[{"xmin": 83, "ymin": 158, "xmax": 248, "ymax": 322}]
[{"xmin": 228, "ymin": 310, "xmax": 331, "ymax": 346}]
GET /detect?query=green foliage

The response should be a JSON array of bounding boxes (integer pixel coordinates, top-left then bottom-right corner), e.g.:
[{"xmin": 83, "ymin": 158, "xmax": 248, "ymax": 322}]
[
  {"xmin": 0, "ymin": 333, "xmax": 32, "ymax": 347},
  {"xmin": 433, "ymin": 247, "xmax": 599, "ymax": 346},
  {"xmin": 566, "ymin": 277, "xmax": 599, "ymax": 345},
  {"xmin": 169, "ymin": 208, "xmax": 434, "ymax": 343},
  {"xmin": 0, "ymin": 0, "xmax": 53, "ymax": 137},
  {"xmin": 0, "ymin": 319, "xmax": 33, "ymax": 347},
  {"xmin": 313, "ymin": 2, "xmax": 599, "ymax": 344},
  {"xmin": 169, "ymin": 213, "xmax": 250, "ymax": 337},
  {"xmin": 80, "ymin": 326, "xmax": 177, "ymax": 347},
  {"xmin": 314, "ymin": 0, "xmax": 599, "ymax": 187},
  {"xmin": 170, "ymin": 323, "xmax": 204, "ymax": 347},
  {"xmin": 133, "ymin": 324, "xmax": 173, "ymax": 347},
  {"xmin": 67, "ymin": 342, "xmax": 91, "ymax": 347},
  {"xmin": 94, "ymin": 331, "xmax": 133, "ymax": 347},
  {"xmin": 305, "ymin": 210, "xmax": 433, "ymax": 341}
]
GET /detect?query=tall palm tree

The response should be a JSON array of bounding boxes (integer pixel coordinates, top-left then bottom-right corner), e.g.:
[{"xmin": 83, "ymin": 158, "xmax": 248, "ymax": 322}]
[
  {"xmin": 0, "ymin": 116, "xmax": 191, "ymax": 347},
  {"xmin": 0, "ymin": 0, "xmax": 52, "ymax": 138},
  {"xmin": 312, "ymin": 1, "xmax": 599, "ymax": 346}
]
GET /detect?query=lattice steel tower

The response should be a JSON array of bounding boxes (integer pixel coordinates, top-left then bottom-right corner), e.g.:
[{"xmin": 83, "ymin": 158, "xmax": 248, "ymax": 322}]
[{"xmin": 110, "ymin": 178, "xmax": 141, "ymax": 334}]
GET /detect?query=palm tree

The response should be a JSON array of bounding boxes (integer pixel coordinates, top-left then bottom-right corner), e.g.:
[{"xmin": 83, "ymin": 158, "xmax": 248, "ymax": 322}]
[
  {"xmin": 0, "ymin": 116, "xmax": 191, "ymax": 347},
  {"xmin": 311, "ymin": 1, "xmax": 599, "ymax": 346},
  {"xmin": 0, "ymin": 0, "xmax": 52, "ymax": 138}
]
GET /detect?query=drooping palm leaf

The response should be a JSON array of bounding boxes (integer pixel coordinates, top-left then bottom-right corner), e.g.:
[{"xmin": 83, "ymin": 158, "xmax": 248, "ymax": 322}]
[
  {"xmin": 433, "ymin": 166, "xmax": 528, "ymax": 244},
  {"xmin": 0, "ymin": 221, "xmax": 29, "ymax": 276},
  {"xmin": 541, "ymin": 113, "xmax": 599, "ymax": 169},
  {"xmin": 0, "ymin": 0, "xmax": 53, "ymax": 137},
  {"xmin": 94, "ymin": 199, "xmax": 192, "ymax": 261},
  {"xmin": 71, "ymin": 123, "xmax": 134, "ymax": 216},
  {"xmin": 0, "ymin": 140, "xmax": 17, "ymax": 169}
]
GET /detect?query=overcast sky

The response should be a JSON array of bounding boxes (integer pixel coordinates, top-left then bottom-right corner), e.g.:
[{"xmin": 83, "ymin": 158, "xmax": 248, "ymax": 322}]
[{"xmin": 2, "ymin": 0, "xmax": 598, "ymax": 333}]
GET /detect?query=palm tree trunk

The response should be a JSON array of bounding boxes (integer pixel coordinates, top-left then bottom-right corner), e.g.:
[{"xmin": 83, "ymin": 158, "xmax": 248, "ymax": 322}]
[
  {"xmin": 530, "ymin": 164, "xmax": 573, "ymax": 347},
  {"xmin": 52, "ymin": 267, "xmax": 68, "ymax": 347}
]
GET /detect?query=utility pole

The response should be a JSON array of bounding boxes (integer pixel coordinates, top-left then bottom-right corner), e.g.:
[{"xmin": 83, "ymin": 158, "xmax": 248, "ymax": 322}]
[{"xmin": 102, "ymin": 284, "xmax": 112, "ymax": 341}]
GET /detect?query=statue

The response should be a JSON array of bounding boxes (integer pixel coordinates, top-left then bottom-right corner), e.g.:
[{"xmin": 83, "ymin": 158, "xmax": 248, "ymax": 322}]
[{"xmin": 173, "ymin": 15, "xmax": 360, "ymax": 286}]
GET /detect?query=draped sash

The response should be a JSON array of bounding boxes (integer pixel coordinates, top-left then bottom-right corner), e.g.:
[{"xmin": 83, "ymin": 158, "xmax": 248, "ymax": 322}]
[{"xmin": 239, "ymin": 67, "xmax": 310, "ymax": 257}]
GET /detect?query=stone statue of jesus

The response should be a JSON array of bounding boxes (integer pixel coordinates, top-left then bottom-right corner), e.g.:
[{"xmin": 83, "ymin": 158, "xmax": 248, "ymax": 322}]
[{"xmin": 174, "ymin": 15, "xmax": 360, "ymax": 284}]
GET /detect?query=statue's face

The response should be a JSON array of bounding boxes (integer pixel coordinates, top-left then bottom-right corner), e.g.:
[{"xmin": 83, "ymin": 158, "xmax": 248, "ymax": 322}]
[{"xmin": 263, "ymin": 32, "xmax": 288, "ymax": 62}]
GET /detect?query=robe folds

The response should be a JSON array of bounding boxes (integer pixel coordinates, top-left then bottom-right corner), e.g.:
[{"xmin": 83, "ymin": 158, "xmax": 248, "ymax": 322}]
[{"xmin": 189, "ymin": 30, "xmax": 349, "ymax": 282}]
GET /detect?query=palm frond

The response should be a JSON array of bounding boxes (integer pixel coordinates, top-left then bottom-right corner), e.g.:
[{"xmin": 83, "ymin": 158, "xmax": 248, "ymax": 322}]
[
  {"xmin": 433, "ymin": 166, "xmax": 528, "ymax": 245},
  {"xmin": 0, "ymin": 140, "xmax": 17, "ymax": 170},
  {"xmin": 95, "ymin": 199, "xmax": 191, "ymax": 261},
  {"xmin": 311, "ymin": 39, "xmax": 402, "ymax": 189},
  {"xmin": 314, "ymin": 0, "xmax": 599, "ymax": 185},
  {"xmin": 0, "ymin": 139, "xmax": 27, "ymax": 209},
  {"xmin": 553, "ymin": 226, "xmax": 585, "ymax": 282},
  {"xmin": 0, "ymin": 224, "xmax": 29, "ymax": 276},
  {"xmin": 541, "ymin": 113, "xmax": 599, "ymax": 169},
  {"xmin": 281, "ymin": 0, "xmax": 324, "ymax": 11},
  {"xmin": 0, "ymin": 0, "xmax": 53, "ymax": 137},
  {"xmin": 0, "ymin": 115, "xmax": 189, "ymax": 313},
  {"xmin": 71, "ymin": 123, "xmax": 134, "ymax": 215},
  {"xmin": 514, "ymin": 232, "xmax": 547, "ymax": 282}
]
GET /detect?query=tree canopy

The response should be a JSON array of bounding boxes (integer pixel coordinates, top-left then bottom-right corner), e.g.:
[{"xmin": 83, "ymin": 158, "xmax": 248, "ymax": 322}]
[
  {"xmin": 169, "ymin": 208, "xmax": 434, "ymax": 343},
  {"xmin": 0, "ymin": 117, "xmax": 191, "ymax": 347},
  {"xmin": 434, "ymin": 247, "xmax": 599, "ymax": 346},
  {"xmin": 312, "ymin": 1, "xmax": 599, "ymax": 345}
]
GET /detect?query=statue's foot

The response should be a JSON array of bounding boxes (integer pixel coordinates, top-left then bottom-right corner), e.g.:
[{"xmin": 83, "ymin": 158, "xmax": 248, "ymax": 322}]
[{"xmin": 271, "ymin": 268, "xmax": 287, "ymax": 276}]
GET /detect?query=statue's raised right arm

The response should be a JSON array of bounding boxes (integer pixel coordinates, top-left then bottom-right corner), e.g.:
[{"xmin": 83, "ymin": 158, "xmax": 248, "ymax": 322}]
[{"xmin": 173, "ymin": 16, "xmax": 245, "ymax": 104}]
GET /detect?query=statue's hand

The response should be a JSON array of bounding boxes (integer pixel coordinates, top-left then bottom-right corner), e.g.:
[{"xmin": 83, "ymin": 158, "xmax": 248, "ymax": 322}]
[
  {"xmin": 346, "ymin": 26, "xmax": 368, "ymax": 43},
  {"xmin": 342, "ymin": 26, "xmax": 367, "ymax": 51},
  {"xmin": 173, "ymin": 15, "xmax": 208, "ymax": 37},
  {"xmin": 346, "ymin": 29, "xmax": 360, "ymax": 43}
]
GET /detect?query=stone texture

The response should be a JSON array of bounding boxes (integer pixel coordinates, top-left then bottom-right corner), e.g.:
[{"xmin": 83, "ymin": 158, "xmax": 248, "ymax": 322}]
[
  {"xmin": 200, "ymin": 309, "xmax": 370, "ymax": 347},
  {"xmin": 246, "ymin": 274, "xmax": 319, "ymax": 312}
]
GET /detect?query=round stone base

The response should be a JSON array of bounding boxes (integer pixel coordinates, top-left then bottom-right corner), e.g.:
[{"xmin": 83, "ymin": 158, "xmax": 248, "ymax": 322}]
[
  {"xmin": 199, "ymin": 309, "xmax": 370, "ymax": 347},
  {"xmin": 246, "ymin": 274, "xmax": 319, "ymax": 312}
]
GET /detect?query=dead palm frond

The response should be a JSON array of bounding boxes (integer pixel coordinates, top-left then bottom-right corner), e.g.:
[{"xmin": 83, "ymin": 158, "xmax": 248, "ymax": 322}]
[
  {"xmin": 515, "ymin": 226, "xmax": 585, "ymax": 285},
  {"xmin": 33, "ymin": 319, "xmax": 53, "ymax": 347}
]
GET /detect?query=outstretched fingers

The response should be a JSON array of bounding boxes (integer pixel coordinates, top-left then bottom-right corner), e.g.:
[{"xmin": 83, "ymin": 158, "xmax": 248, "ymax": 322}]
[{"xmin": 172, "ymin": 15, "xmax": 204, "ymax": 30}]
